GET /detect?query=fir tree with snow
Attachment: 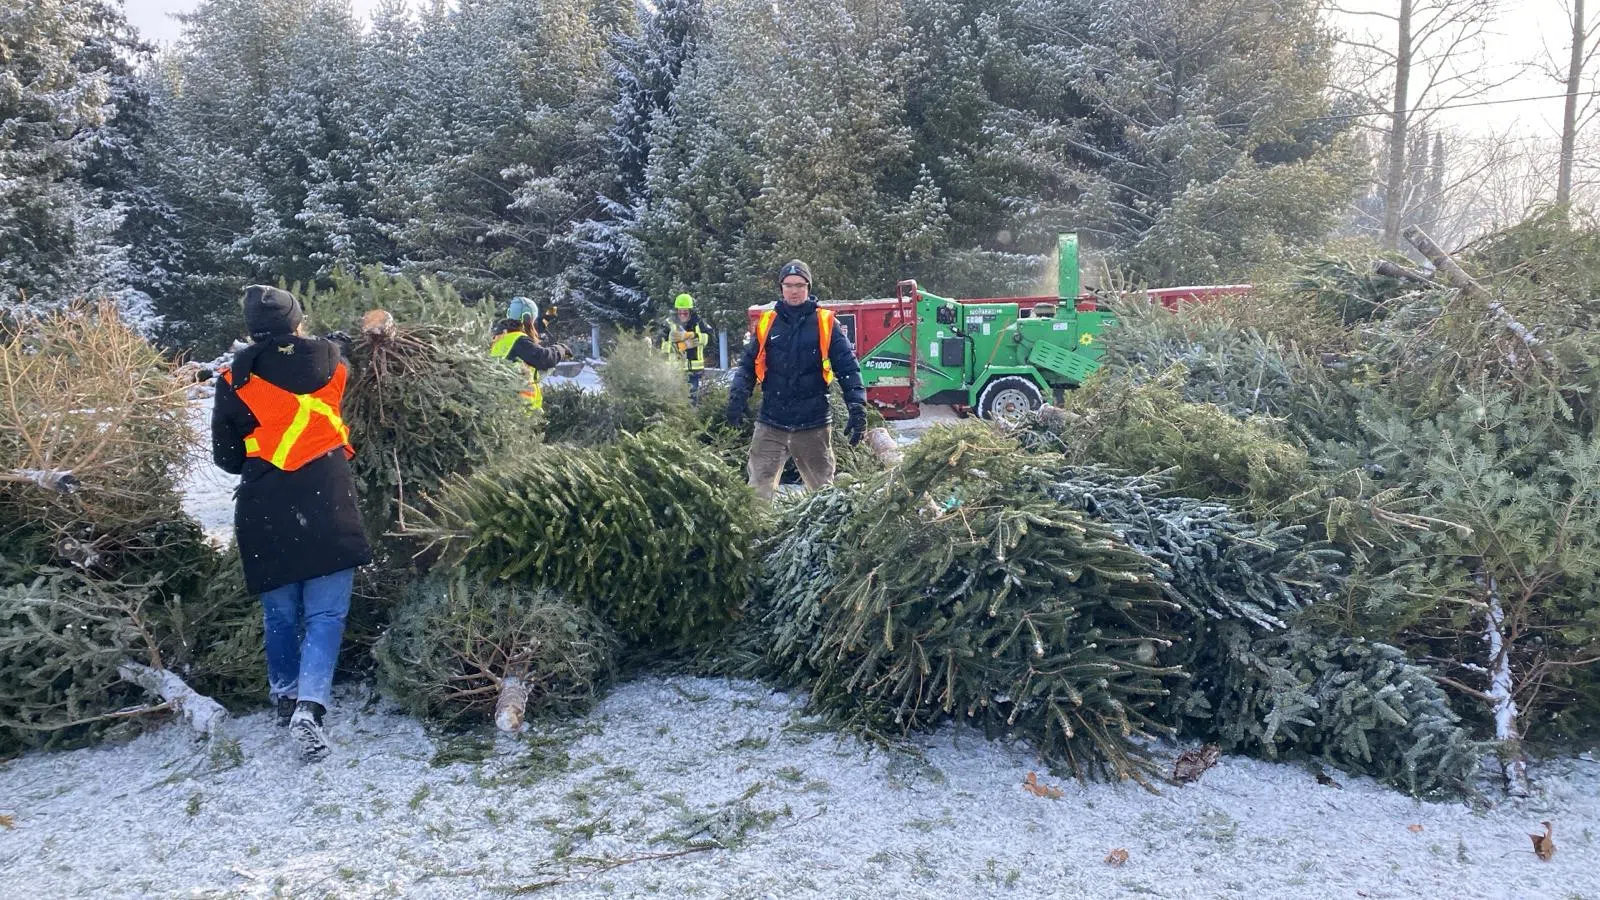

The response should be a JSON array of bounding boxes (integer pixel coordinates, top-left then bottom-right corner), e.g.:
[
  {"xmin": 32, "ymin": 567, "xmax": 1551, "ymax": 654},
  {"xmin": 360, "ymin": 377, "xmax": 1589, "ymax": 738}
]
[
  {"xmin": 562, "ymin": 0, "xmax": 704, "ymax": 327},
  {"xmin": 0, "ymin": 0, "xmax": 112, "ymax": 308}
]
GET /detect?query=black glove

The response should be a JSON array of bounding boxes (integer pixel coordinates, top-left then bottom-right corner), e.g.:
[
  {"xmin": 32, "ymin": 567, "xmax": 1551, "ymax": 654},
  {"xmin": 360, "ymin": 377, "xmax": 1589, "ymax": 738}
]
[
  {"xmin": 726, "ymin": 401, "xmax": 745, "ymax": 429},
  {"xmin": 324, "ymin": 330, "xmax": 352, "ymax": 348},
  {"xmin": 846, "ymin": 405, "xmax": 867, "ymax": 447}
]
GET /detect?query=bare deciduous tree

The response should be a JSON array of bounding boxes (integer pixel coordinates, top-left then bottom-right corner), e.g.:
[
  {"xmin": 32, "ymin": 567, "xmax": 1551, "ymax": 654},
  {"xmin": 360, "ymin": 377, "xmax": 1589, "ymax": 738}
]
[
  {"xmin": 1329, "ymin": 0, "xmax": 1520, "ymax": 248},
  {"xmin": 1548, "ymin": 0, "xmax": 1600, "ymax": 205}
]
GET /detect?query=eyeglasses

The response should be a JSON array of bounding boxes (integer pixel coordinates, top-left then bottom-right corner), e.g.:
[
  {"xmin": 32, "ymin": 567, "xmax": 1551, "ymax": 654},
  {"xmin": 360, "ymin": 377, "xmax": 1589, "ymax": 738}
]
[{"xmin": 781, "ymin": 280, "xmax": 809, "ymax": 289}]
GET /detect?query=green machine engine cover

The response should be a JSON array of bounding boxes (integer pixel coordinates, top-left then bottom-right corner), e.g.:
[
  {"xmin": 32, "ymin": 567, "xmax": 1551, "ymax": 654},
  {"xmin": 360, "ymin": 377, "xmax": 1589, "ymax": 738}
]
[{"xmin": 1027, "ymin": 339, "xmax": 1099, "ymax": 383}]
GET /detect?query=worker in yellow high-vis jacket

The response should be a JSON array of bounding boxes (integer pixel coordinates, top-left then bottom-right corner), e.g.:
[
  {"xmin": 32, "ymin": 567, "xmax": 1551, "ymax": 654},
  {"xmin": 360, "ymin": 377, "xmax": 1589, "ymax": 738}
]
[
  {"xmin": 490, "ymin": 317, "xmax": 569, "ymax": 411},
  {"xmin": 661, "ymin": 293, "xmax": 714, "ymax": 404}
]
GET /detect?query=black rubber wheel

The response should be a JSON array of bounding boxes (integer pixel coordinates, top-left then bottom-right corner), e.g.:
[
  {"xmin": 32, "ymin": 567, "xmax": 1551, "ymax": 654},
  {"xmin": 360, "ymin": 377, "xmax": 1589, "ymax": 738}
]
[{"xmin": 977, "ymin": 376, "xmax": 1044, "ymax": 422}]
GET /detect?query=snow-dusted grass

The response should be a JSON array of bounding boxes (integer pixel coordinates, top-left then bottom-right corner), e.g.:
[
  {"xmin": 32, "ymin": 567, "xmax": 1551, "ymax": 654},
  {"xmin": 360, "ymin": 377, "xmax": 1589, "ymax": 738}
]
[{"xmin": 0, "ymin": 677, "xmax": 1595, "ymax": 899}]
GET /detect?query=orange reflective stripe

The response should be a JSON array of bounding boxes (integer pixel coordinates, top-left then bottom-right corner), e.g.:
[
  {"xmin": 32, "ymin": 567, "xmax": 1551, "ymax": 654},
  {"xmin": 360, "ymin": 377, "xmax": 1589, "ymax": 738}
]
[{"xmin": 753, "ymin": 308, "xmax": 833, "ymax": 385}]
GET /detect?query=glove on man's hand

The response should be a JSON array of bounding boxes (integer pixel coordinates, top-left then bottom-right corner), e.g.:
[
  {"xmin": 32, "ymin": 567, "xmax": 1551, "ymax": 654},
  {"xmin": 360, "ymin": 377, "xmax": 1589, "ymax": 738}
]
[{"xmin": 846, "ymin": 405, "xmax": 867, "ymax": 447}]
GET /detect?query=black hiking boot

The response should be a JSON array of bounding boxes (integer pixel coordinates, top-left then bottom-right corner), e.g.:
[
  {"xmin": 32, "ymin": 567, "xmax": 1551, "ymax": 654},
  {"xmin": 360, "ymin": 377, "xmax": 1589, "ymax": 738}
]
[
  {"xmin": 289, "ymin": 701, "xmax": 330, "ymax": 763},
  {"xmin": 275, "ymin": 696, "xmax": 297, "ymax": 728}
]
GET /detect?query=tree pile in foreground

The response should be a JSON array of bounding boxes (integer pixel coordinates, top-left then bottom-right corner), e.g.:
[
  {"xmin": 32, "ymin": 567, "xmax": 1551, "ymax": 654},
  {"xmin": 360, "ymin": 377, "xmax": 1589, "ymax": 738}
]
[
  {"xmin": 1076, "ymin": 215, "xmax": 1600, "ymax": 792},
  {"xmin": 762, "ymin": 426, "xmax": 1184, "ymax": 786},
  {"xmin": 0, "ymin": 304, "xmax": 258, "ymax": 755},
  {"xmin": 752, "ymin": 424, "xmax": 1476, "ymax": 794},
  {"xmin": 411, "ymin": 428, "xmax": 763, "ymax": 652}
]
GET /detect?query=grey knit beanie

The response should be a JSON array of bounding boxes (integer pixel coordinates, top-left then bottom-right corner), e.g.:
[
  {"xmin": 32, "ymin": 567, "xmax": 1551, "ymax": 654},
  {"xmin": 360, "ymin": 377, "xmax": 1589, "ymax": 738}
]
[
  {"xmin": 778, "ymin": 260, "xmax": 812, "ymax": 285},
  {"xmin": 242, "ymin": 285, "xmax": 304, "ymax": 337}
]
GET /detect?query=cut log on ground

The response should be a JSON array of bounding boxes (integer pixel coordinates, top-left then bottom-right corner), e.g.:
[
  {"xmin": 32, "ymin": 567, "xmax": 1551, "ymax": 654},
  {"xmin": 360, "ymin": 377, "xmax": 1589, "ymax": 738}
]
[
  {"xmin": 494, "ymin": 675, "xmax": 530, "ymax": 733},
  {"xmin": 360, "ymin": 308, "xmax": 397, "ymax": 340},
  {"xmin": 865, "ymin": 427, "xmax": 902, "ymax": 468}
]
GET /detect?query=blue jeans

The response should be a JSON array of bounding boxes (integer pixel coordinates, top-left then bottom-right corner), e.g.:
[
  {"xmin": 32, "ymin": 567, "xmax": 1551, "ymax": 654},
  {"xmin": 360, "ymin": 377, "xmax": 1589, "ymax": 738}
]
[{"xmin": 260, "ymin": 568, "xmax": 355, "ymax": 708}]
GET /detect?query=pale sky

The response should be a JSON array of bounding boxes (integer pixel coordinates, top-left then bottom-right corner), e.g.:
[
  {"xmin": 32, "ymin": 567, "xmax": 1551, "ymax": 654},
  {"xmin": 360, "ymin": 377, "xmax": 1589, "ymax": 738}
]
[
  {"xmin": 122, "ymin": 0, "xmax": 388, "ymax": 45},
  {"xmin": 122, "ymin": 0, "xmax": 1579, "ymax": 140},
  {"xmin": 1331, "ymin": 1, "xmax": 1579, "ymax": 142}
]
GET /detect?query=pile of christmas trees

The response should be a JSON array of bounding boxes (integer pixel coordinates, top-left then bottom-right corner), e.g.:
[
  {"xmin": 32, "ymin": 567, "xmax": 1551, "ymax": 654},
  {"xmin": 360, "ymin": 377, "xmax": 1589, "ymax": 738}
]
[
  {"xmin": 15, "ymin": 216, "xmax": 1594, "ymax": 802},
  {"xmin": 0, "ymin": 303, "xmax": 254, "ymax": 753},
  {"xmin": 1001, "ymin": 214, "xmax": 1600, "ymax": 793},
  {"xmin": 327, "ymin": 276, "xmax": 768, "ymax": 726},
  {"xmin": 3, "ymin": 270, "xmax": 848, "ymax": 751},
  {"xmin": 746, "ymin": 423, "xmax": 1477, "ymax": 794},
  {"xmin": 302, "ymin": 272, "xmax": 638, "ymax": 729}
]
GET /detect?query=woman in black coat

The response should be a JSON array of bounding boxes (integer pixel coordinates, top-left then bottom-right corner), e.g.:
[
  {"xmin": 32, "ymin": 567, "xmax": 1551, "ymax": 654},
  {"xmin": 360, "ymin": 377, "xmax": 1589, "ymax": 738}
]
[{"xmin": 211, "ymin": 285, "xmax": 371, "ymax": 763}]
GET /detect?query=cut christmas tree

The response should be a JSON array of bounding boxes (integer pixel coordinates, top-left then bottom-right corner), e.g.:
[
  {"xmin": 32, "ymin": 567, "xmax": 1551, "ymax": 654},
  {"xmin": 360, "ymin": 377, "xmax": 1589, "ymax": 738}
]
[
  {"xmin": 410, "ymin": 428, "xmax": 763, "ymax": 652},
  {"xmin": 375, "ymin": 573, "xmax": 615, "ymax": 729}
]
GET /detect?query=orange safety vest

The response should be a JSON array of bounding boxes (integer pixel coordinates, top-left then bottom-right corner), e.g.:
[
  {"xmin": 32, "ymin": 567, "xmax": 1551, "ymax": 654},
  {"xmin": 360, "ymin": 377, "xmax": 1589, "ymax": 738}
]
[
  {"xmin": 221, "ymin": 362, "xmax": 355, "ymax": 471},
  {"xmin": 754, "ymin": 307, "xmax": 835, "ymax": 386}
]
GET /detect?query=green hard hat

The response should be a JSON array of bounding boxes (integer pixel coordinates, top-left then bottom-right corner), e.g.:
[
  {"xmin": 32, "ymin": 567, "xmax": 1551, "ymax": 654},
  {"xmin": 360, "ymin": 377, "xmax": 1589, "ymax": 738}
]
[{"xmin": 674, "ymin": 293, "xmax": 695, "ymax": 310}]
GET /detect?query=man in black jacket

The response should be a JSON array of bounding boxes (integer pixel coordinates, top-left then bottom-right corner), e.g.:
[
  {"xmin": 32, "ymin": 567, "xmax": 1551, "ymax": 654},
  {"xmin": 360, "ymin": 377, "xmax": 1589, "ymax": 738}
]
[
  {"xmin": 212, "ymin": 286, "xmax": 372, "ymax": 763},
  {"xmin": 726, "ymin": 260, "xmax": 866, "ymax": 500}
]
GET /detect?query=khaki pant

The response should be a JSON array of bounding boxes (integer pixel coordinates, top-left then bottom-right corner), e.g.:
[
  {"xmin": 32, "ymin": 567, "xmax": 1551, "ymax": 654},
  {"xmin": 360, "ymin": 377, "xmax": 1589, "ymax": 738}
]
[{"xmin": 748, "ymin": 423, "xmax": 835, "ymax": 500}]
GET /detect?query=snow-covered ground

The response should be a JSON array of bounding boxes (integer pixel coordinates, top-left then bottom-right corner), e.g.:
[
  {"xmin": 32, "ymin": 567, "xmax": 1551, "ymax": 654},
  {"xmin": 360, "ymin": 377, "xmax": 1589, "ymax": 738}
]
[
  {"xmin": 543, "ymin": 361, "xmax": 604, "ymax": 393},
  {"xmin": 177, "ymin": 392, "xmax": 237, "ymax": 548},
  {"xmin": 0, "ymin": 677, "xmax": 1595, "ymax": 899},
  {"xmin": 888, "ymin": 403, "xmax": 967, "ymax": 444},
  {"xmin": 4, "ymin": 387, "xmax": 1595, "ymax": 899}
]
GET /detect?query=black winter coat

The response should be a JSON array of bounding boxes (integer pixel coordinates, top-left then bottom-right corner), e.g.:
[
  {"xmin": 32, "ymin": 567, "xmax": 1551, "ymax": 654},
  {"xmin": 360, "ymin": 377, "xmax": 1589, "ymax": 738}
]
[
  {"xmin": 727, "ymin": 297, "xmax": 866, "ymax": 432},
  {"xmin": 212, "ymin": 335, "xmax": 373, "ymax": 594},
  {"xmin": 501, "ymin": 334, "xmax": 563, "ymax": 370}
]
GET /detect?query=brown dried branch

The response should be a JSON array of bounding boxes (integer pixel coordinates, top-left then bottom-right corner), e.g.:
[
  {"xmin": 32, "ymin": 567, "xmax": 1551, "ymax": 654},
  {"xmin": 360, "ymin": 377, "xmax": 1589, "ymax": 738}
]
[{"xmin": 0, "ymin": 302, "xmax": 193, "ymax": 570}]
